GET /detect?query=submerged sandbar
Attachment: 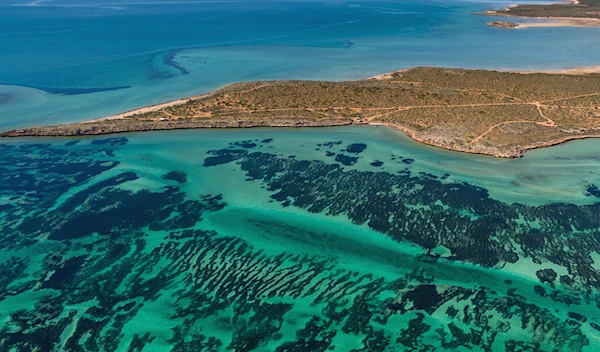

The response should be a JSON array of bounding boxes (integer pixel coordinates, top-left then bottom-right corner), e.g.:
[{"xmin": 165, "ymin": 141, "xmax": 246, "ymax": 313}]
[{"xmin": 3, "ymin": 66, "xmax": 600, "ymax": 158}]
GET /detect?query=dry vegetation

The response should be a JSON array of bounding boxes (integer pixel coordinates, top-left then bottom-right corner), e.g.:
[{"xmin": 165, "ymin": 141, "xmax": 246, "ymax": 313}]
[
  {"xmin": 3, "ymin": 67, "xmax": 600, "ymax": 157},
  {"xmin": 488, "ymin": 0, "xmax": 600, "ymax": 19},
  {"xmin": 483, "ymin": 0, "xmax": 600, "ymax": 28}
]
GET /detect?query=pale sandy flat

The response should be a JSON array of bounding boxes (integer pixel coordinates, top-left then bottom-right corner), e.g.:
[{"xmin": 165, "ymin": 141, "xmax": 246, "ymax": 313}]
[
  {"xmin": 515, "ymin": 17, "xmax": 600, "ymax": 28},
  {"xmin": 93, "ymin": 93, "xmax": 209, "ymax": 122}
]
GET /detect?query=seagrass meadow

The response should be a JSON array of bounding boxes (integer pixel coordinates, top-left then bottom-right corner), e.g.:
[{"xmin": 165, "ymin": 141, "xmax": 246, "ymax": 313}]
[{"xmin": 1, "ymin": 126, "xmax": 600, "ymax": 351}]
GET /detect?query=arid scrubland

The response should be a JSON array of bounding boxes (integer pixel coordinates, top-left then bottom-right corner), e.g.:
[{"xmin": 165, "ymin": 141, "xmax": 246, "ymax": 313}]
[{"xmin": 4, "ymin": 67, "xmax": 600, "ymax": 157}]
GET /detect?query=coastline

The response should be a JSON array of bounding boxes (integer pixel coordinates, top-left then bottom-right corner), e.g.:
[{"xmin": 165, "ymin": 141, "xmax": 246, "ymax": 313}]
[
  {"xmin": 514, "ymin": 17, "xmax": 600, "ymax": 28},
  {"xmin": 483, "ymin": 0, "xmax": 600, "ymax": 28},
  {"xmin": 487, "ymin": 16, "xmax": 600, "ymax": 28},
  {"xmin": 509, "ymin": 65, "xmax": 600, "ymax": 74},
  {"xmin": 3, "ymin": 117, "xmax": 593, "ymax": 159},
  {"xmin": 92, "ymin": 92, "xmax": 211, "ymax": 121},
  {"xmin": 371, "ymin": 121, "xmax": 600, "ymax": 158},
  {"xmin": 367, "ymin": 65, "xmax": 600, "ymax": 78},
  {"xmin": 83, "ymin": 65, "xmax": 600, "ymax": 123},
  {"xmin": 3, "ymin": 65, "xmax": 600, "ymax": 159}
]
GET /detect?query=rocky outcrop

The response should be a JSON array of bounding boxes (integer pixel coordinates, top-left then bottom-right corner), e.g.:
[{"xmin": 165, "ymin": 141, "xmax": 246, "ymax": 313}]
[
  {"xmin": 487, "ymin": 21, "xmax": 519, "ymax": 28},
  {"xmin": 0, "ymin": 118, "xmax": 353, "ymax": 137}
]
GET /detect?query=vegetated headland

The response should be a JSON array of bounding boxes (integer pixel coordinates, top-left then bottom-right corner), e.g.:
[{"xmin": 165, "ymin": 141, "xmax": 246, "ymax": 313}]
[
  {"xmin": 3, "ymin": 66, "xmax": 600, "ymax": 158},
  {"xmin": 484, "ymin": 0, "xmax": 600, "ymax": 28}
]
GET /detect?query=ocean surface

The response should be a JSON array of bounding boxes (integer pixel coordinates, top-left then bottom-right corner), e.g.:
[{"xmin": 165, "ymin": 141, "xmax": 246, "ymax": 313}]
[
  {"xmin": 2, "ymin": 0, "xmax": 600, "ymax": 351},
  {"xmin": 2, "ymin": 127, "xmax": 600, "ymax": 351},
  {"xmin": 1, "ymin": 0, "xmax": 600, "ymax": 129}
]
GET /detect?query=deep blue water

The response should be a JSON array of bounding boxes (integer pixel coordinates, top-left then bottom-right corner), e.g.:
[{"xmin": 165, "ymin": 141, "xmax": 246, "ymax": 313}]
[{"xmin": 1, "ymin": 0, "xmax": 600, "ymax": 129}]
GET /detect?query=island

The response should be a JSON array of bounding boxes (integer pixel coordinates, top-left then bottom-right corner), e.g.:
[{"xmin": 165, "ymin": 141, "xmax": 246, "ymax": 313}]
[
  {"xmin": 3, "ymin": 66, "xmax": 600, "ymax": 158},
  {"xmin": 484, "ymin": 0, "xmax": 600, "ymax": 28}
]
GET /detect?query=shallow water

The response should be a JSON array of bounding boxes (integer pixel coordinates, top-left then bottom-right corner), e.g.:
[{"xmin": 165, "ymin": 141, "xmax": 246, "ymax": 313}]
[
  {"xmin": 1, "ymin": 126, "xmax": 600, "ymax": 351},
  {"xmin": 1, "ymin": 0, "xmax": 600, "ymax": 129},
  {"xmin": 3, "ymin": 0, "xmax": 600, "ymax": 350}
]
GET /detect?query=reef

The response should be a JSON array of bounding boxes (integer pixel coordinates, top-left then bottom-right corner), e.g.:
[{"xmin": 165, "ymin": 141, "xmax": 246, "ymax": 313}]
[
  {"xmin": 205, "ymin": 145, "xmax": 600, "ymax": 290},
  {"xmin": 0, "ymin": 137, "xmax": 598, "ymax": 350}
]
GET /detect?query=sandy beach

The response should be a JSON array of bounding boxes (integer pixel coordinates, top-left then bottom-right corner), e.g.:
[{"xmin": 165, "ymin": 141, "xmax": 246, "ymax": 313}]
[
  {"xmin": 515, "ymin": 17, "xmax": 600, "ymax": 28},
  {"xmin": 485, "ymin": 0, "xmax": 599, "ymax": 28},
  {"xmin": 368, "ymin": 65, "xmax": 600, "ymax": 80},
  {"xmin": 506, "ymin": 65, "xmax": 600, "ymax": 74},
  {"xmin": 93, "ymin": 93, "xmax": 209, "ymax": 121},
  {"xmin": 81, "ymin": 64, "xmax": 600, "ymax": 128}
]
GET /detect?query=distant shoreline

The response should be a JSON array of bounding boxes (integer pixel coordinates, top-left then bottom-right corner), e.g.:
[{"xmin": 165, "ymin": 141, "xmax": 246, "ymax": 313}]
[
  {"xmin": 486, "ymin": 16, "xmax": 600, "ymax": 29},
  {"xmin": 368, "ymin": 65, "xmax": 600, "ymax": 79},
  {"xmin": 483, "ymin": 0, "xmax": 600, "ymax": 28}
]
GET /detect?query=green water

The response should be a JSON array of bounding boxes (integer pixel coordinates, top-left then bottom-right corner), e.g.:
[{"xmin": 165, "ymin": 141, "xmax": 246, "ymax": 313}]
[{"xmin": 0, "ymin": 126, "xmax": 599, "ymax": 351}]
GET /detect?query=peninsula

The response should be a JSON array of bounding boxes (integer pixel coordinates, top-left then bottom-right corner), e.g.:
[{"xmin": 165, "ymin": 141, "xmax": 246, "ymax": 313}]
[
  {"xmin": 3, "ymin": 67, "xmax": 600, "ymax": 158},
  {"xmin": 485, "ymin": 0, "xmax": 600, "ymax": 28}
]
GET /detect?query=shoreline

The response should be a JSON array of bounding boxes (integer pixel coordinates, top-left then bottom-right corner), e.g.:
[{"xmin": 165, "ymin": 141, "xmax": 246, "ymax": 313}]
[
  {"xmin": 371, "ymin": 122, "xmax": 600, "ymax": 158},
  {"xmin": 515, "ymin": 17, "xmax": 600, "ymax": 28},
  {"xmin": 60, "ymin": 62, "xmax": 595, "ymax": 125},
  {"xmin": 3, "ymin": 65, "xmax": 600, "ymax": 159},
  {"xmin": 89, "ymin": 65, "xmax": 600, "ymax": 122},
  {"xmin": 4, "ymin": 118, "xmax": 595, "ymax": 159},
  {"xmin": 367, "ymin": 65, "xmax": 600, "ymax": 79},
  {"xmin": 483, "ymin": 0, "xmax": 600, "ymax": 28},
  {"xmin": 92, "ymin": 92, "xmax": 211, "ymax": 121},
  {"xmin": 487, "ymin": 16, "xmax": 600, "ymax": 28}
]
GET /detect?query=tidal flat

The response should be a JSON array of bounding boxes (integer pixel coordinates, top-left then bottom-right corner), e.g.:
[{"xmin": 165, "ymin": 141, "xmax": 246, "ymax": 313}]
[{"xmin": 1, "ymin": 126, "xmax": 600, "ymax": 351}]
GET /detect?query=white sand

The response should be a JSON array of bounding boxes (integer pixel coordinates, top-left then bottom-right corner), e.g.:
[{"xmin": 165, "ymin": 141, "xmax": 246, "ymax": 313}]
[
  {"xmin": 92, "ymin": 93, "xmax": 209, "ymax": 122},
  {"xmin": 515, "ymin": 17, "xmax": 600, "ymax": 28}
]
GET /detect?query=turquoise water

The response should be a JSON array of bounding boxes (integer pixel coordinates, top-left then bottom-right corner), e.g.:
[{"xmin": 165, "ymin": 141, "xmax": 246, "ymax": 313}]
[
  {"xmin": 1, "ymin": 126, "xmax": 600, "ymax": 350},
  {"xmin": 3, "ymin": 0, "xmax": 600, "ymax": 350},
  {"xmin": 2, "ymin": 0, "xmax": 600, "ymax": 129}
]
